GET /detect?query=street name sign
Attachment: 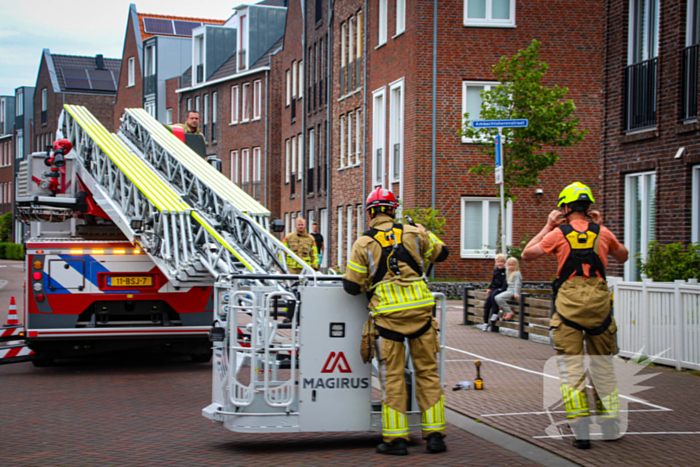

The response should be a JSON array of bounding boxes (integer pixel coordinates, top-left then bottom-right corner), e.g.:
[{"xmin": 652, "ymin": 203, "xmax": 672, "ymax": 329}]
[{"xmin": 472, "ymin": 119, "xmax": 529, "ymax": 128}]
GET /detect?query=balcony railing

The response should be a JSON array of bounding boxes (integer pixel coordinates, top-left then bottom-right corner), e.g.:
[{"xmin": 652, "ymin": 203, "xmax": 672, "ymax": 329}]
[
  {"xmin": 211, "ymin": 122, "xmax": 216, "ymax": 141},
  {"xmin": 624, "ymin": 58, "xmax": 657, "ymax": 131},
  {"xmin": 252, "ymin": 181, "xmax": 261, "ymax": 199},
  {"xmin": 355, "ymin": 57, "xmax": 362, "ymax": 89},
  {"xmin": 681, "ymin": 44, "xmax": 699, "ymax": 121},
  {"xmin": 393, "ymin": 143, "xmax": 400, "ymax": 180},
  {"xmin": 307, "ymin": 167, "xmax": 314, "ymax": 193},
  {"xmin": 144, "ymin": 74, "xmax": 157, "ymax": 96},
  {"xmin": 290, "ymin": 174, "xmax": 296, "ymax": 196},
  {"xmin": 291, "ymin": 98, "xmax": 296, "ymax": 123},
  {"xmin": 340, "ymin": 66, "xmax": 346, "ymax": 96},
  {"xmin": 349, "ymin": 61, "xmax": 355, "ymax": 91},
  {"xmin": 374, "ymin": 148, "xmax": 382, "ymax": 185},
  {"xmin": 41, "ymin": 110, "xmax": 46, "ymax": 125},
  {"xmin": 196, "ymin": 64, "xmax": 204, "ymax": 83},
  {"xmin": 239, "ymin": 49, "xmax": 247, "ymax": 69}
]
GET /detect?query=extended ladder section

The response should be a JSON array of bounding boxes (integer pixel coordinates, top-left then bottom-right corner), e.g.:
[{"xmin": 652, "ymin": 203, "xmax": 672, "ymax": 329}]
[{"xmin": 61, "ymin": 105, "xmax": 313, "ymax": 285}]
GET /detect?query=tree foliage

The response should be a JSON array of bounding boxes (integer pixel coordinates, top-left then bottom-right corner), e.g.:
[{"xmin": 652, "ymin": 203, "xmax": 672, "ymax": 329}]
[
  {"xmin": 459, "ymin": 40, "xmax": 587, "ymax": 199},
  {"xmin": 398, "ymin": 204, "xmax": 446, "ymax": 236},
  {"xmin": 0, "ymin": 213, "xmax": 12, "ymax": 243}
]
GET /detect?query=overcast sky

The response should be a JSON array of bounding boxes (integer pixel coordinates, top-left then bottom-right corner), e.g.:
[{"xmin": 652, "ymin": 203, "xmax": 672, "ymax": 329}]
[{"xmin": 0, "ymin": 0, "xmax": 250, "ymax": 96}]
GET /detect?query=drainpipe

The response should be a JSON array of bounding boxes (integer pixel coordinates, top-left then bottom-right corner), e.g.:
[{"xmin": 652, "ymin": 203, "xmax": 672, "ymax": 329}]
[
  {"xmin": 431, "ymin": 0, "xmax": 437, "ymax": 210},
  {"xmin": 362, "ymin": 0, "xmax": 368, "ymax": 227},
  {"xmin": 326, "ymin": 0, "xmax": 334, "ymax": 266},
  {"xmin": 264, "ymin": 69, "xmax": 269, "ymax": 207},
  {"xmin": 301, "ymin": 0, "xmax": 307, "ymax": 214}
]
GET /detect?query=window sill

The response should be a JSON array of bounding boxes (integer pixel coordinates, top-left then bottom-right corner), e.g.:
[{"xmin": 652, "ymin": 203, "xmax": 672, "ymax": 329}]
[
  {"xmin": 252, "ymin": 117, "xmax": 261, "ymax": 122},
  {"xmin": 677, "ymin": 120, "xmax": 700, "ymax": 134},
  {"xmin": 375, "ymin": 41, "xmax": 387, "ymax": 50},
  {"xmin": 619, "ymin": 127, "xmax": 658, "ymax": 144},
  {"xmin": 337, "ymin": 88, "xmax": 361, "ymax": 102},
  {"xmin": 392, "ymin": 30, "xmax": 405, "ymax": 39},
  {"xmin": 463, "ymin": 22, "xmax": 516, "ymax": 28},
  {"xmin": 337, "ymin": 162, "xmax": 361, "ymax": 172},
  {"xmin": 229, "ymin": 122, "xmax": 239, "ymax": 126},
  {"xmin": 241, "ymin": 119, "xmax": 250, "ymax": 124},
  {"xmin": 461, "ymin": 252, "xmax": 498, "ymax": 259},
  {"xmin": 315, "ymin": 19, "xmax": 323, "ymax": 29},
  {"xmin": 127, "ymin": 84, "xmax": 135, "ymax": 88}
]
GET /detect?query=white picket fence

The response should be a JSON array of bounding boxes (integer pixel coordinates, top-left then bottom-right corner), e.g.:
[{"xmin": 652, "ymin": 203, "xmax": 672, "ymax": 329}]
[{"xmin": 614, "ymin": 279, "xmax": 700, "ymax": 371}]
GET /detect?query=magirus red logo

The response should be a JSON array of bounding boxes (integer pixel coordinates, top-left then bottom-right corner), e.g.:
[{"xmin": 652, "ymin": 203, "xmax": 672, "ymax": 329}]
[{"xmin": 321, "ymin": 351, "xmax": 352, "ymax": 373}]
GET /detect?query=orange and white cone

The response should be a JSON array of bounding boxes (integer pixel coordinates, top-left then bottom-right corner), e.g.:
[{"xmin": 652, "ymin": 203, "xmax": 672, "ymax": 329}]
[{"xmin": 5, "ymin": 297, "xmax": 19, "ymax": 326}]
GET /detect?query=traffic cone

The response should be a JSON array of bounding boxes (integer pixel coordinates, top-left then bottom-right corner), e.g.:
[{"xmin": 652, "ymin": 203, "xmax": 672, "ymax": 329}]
[{"xmin": 5, "ymin": 297, "xmax": 19, "ymax": 326}]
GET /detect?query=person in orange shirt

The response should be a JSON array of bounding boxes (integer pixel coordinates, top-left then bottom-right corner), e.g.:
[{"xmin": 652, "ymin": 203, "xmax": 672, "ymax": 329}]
[{"xmin": 522, "ymin": 182, "xmax": 628, "ymax": 450}]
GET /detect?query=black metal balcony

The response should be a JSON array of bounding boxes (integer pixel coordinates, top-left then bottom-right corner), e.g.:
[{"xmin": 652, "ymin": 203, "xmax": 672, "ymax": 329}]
[
  {"xmin": 291, "ymin": 98, "xmax": 296, "ymax": 123},
  {"xmin": 196, "ymin": 64, "xmax": 204, "ymax": 83},
  {"xmin": 144, "ymin": 74, "xmax": 157, "ymax": 96},
  {"xmin": 681, "ymin": 44, "xmax": 699, "ymax": 121},
  {"xmin": 340, "ymin": 66, "xmax": 346, "ymax": 96},
  {"xmin": 41, "ymin": 110, "xmax": 46, "ymax": 125},
  {"xmin": 355, "ymin": 57, "xmax": 362, "ymax": 89},
  {"xmin": 290, "ymin": 174, "xmax": 295, "ymax": 196},
  {"xmin": 252, "ymin": 181, "xmax": 261, "ymax": 199},
  {"xmin": 239, "ymin": 49, "xmax": 247, "ymax": 69},
  {"xmin": 307, "ymin": 167, "xmax": 314, "ymax": 193},
  {"xmin": 624, "ymin": 58, "xmax": 657, "ymax": 131},
  {"xmin": 211, "ymin": 122, "xmax": 216, "ymax": 141}
]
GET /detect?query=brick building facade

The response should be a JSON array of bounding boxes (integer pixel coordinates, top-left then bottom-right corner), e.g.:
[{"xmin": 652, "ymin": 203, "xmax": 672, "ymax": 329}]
[
  {"xmin": 601, "ymin": 0, "xmax": 700, "ymax": 280},
  {"xmin": 0, "ymin": 134, "xmax": 12, "ymax": 216},
  {"xmin": 34, "ymin": 49, "xmax": 120, "ymax": 153}
]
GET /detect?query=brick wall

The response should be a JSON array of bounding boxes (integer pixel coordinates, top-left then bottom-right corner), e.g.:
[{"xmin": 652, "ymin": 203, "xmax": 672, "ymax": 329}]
[
  {"xmin": 114, "ymin": 12, "xmax": 143, "ymax": 132},
  {"xmin": 602, "ymin": 0, "xmax": 700, "ymax": 278},
  {"xmin": 0, "ymin": 137, "xmax": 12, "ymax": 215}
]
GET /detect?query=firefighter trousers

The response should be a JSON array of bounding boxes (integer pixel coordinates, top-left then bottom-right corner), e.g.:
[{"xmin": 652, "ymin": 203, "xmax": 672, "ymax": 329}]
[
  {"xmin": 375, "ymin": 321, "xmax": 445, "ymax": 442},
  {"xmin": 551, "ymin": 316, "xmax": 619, "ymax": 421}
]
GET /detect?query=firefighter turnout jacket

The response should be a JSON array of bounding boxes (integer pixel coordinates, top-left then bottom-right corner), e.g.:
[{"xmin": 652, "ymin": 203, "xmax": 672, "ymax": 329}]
[{"xmin": 283, "ymin": 231, "xmax": 319, "ymax": 271}]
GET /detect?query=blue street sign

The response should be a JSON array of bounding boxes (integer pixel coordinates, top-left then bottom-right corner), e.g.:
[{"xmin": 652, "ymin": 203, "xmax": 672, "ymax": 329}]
[
  {"xmin": 495, "ymin": 134, "xmax": 502, "ymax": 167},
  {"xmin": 472, "ymin": 119, "xmax": 529, "ymax": 128}
]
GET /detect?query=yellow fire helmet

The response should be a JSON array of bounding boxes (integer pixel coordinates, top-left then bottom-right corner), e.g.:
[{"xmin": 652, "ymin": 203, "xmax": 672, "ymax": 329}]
[{"xmin": 557, "ymin": 182, "xmax": 595, "ymax": 207}]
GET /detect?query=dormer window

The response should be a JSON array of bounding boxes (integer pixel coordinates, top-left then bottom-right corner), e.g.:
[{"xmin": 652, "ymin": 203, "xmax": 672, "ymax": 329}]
[
  {"xmin": 238, "ymin": 14, "xmax": 248, "ymax": 70},
  {"xmin": 194, "ymin": 34, "xmax": 204, "ymax": 84}
]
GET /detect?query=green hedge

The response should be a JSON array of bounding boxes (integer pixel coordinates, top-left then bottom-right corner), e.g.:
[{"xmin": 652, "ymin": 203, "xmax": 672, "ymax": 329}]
[
  {"xmin": 0, "ymin": 212, "xmax": 11, "ymax": 243},
  {"xmin": 638, "ymin": 241, "xmax": 700, "ymax": 282},
  {"xmin": 0, "ymin": 243, "xmax": 24, "ymax": 260}
]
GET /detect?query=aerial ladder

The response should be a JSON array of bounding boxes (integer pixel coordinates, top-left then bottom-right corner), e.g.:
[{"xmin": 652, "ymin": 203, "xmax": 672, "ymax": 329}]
[{"xmin": 19, "ymin": 105, "xmax": 447, "ymax": 434}]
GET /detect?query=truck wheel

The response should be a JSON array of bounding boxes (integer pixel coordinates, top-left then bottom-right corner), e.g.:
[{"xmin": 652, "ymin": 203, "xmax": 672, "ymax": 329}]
[
  {"xmin": 32, "ymin": 357, "xmax": 55, "ymax": 367},
  {"xmin": 191, "ymin": 350, "xmax": 212, "ymax": 363}
]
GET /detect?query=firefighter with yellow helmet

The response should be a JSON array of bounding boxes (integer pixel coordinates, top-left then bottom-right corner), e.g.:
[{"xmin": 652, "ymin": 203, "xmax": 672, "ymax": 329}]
[
  {"xmin": 522, "ymin": 182, "xmax": 629, "ymax": 449},
  {"xmin": 342, "ymin": 188, "xmax": 449, "ymax": 456},
  {"xmin": 283, "ymin": 216, "xmax": 319, "ymax": 273}
]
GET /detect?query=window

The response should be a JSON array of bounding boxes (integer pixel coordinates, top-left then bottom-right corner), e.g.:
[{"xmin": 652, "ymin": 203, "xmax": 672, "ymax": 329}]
[
  {"xmin": 316, "ymin": 0, "xmax": 323, "ymax": 22},
  {"xmin": 378, "ymin": 0, "xmax": 387, "ymax": 45},
  {"xmin": 144, "ymin": 44, "xmax": 156, "ymax": 76},
  {"xmin": 688, "ymin": 0, "xmax": 700, "ymax": 46},
  {"xmin": 319, "ymin": 208, "xmax": 328, "ymax": 266},
  {"xmin": 41, "ymin": 88, "xmax": 47, "ymax": 124},
  {"xmin": 346, "ymin": 205, "xmax": 354, "ymax": 260},
  {"xmin": 464, "ymin": 0, "xmax": 515, "ymax": 27},
  {"xmin": 242, "ymin": 83, "xmax": 250, "ymax": 121},
  {"xmin": 389, "ymin": 81, "xmax": 404, "ymax": 182},
  {"xmin": 462, "ymin": 81, "xmax": 499, "ymax": 142},
  {"xmin": 396, "ymin": 0, "xmax": 405, "ymax": 34},
  {"xmin": 341, "ymin": 23, "xmax": 347, "ymax": 67},
  {"xmin": 195, "ymin": 96, "xmax": 200, "ymax": 112},
  {"xmin": 693, "ymin": 166, "xmax": 700, "ymax": 243},
  {"xmin": 461, "ymin": 197, "xmax": 512, "ymax": 258},
  {"xmin": 348, "ymin": 17, "xmax": 354, "ymax": 63},
  {"xmin": 357, "ymin": 12, "xmax": 363, "ymax": 57},
  {"xmin": 231, "ymin": 150, "xmax": 239, "ymax": 183},
  {"xmin": 625, "ymin": 172, "xmax": 656, "ymax": 281},
  {"xmin": 357, "ymin": 205, "xmax": 363, "ymax": 237},
  {"xmin": 187, "ymin": 98, "xmax": 192, "ymax": 111},
  {"xmin": 253, "ymin": 80, "xmax": 262, "ymax": 119},
  {"xmin": 340, "ymin": 115, "xmax": 346, "ymax": 168},
  {"xmin": 629, "ymin": 0, "xmax": 659, "ymax": 64},
  {"xmin": 298, "ymin": 134, "xmax": 303, "ymax": 180},
  {"xmin": 337, "ymin": 206, "xmax": 344, "ymax": 267},
  {"xmin": 286, "ymin": 70, "xmax": 291, "ymax": 106},
  {"xmin": 285, "ymin": 212, "xmax": 291, "ymax": 235},
  {"xmin": 682, "ymin": 0, "xmax": 700, "ymax": 120},
  {"xmin": 291, "ymin": 135, "xmax": 297, "ymax": 176},
  {"xmin": 242, "ymin": 148, "xmax": 250, "ymax": 185},
  {"xmin": 166, "ymin": 108, "xmax": 172, "ymax": 124},
  {"xmin": 239, "ymin": 14, "xmax": 248, "ymax": 70},
  {"xmin": 203, "ymin": 94, "xmax": 209, "ymax": 141},
  {"xmin": 231, "ymin": 85, "xmax": 239, "ymax": 123},
  {"xmin": 194, "ymin": 35, "xmax": 204, "ymax": 84},
  {"xmin": 15, "ymin": 130, "xmax": 23, "ymax": 159},
  {"xmin": 15, "ymin": 89, "xmax": 23, "ymax": 116},
  {"xmin": 253, "ymin": 147, "xmax": 261, "ymax": 198},
  {"xmin": 309, "ymin": 128, "xmax": 316, "ymax": 169},
  {"xmin": 298, "ymin": 61, "xmax": 304, "ymax": 98},
  {"xmin": 372, "ymin": 88, "xmax": 386, "ymax": 187},
  {"xmin": 355, "ymin": 108, "xmax": 362, "ymax": 165},
  {"xmin": 292, "ymin": 61, "xmax": 297, "ymax": 98},
  {"xmin": 127, "ymin": 57, "xmax": 135, "ymax": 87},
  {"xmin": 285, "ymin": 139, "xmax": 291, "ymax": 183},
  {"xmin": 347, "ymin": 112, "xmax": 354, "ymax": 164},
  {"xmin": 212, "ymin": 92, "xmax": 217, "ymax": 141},
  {"xmin": 144, "ymin": 100, "xmax": 156, "ymax": 117}
]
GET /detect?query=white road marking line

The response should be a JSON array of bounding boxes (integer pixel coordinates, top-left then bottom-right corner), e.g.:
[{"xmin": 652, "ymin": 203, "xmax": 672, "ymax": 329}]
[
  {"xmin": 445, "ymin": 359, "xmax": 476, "ymax": 362},
  {"xmin": 481, "ymin": 409, "xmax": 670, "ymax": 417},
  {"xmin": 445, "ymin": 346, "xmax": 672, "ymax": 412},
  {"xmin": 0, "ymin": 280, "xmax": 7, "ymax": 290},
  {"xmin": 534, "ymin": 431, "xmax": 700, "ymax": 439}
]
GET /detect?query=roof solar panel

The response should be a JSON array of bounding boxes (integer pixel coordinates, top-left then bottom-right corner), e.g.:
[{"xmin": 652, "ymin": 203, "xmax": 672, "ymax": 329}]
[
  {"xmin": 88, "ymin": 69, "xmax": 117, "ymax": 91},
  {"xmin": 62, "ymin": 68, "xmax": 91, "ymax": 90},
  {"xmin": 143, "ymin": 18, "xmax": 175, "ymax": 35},
  {"xmin": 173, "ymin": 20, "xmax": 202, "ymax": 37}
]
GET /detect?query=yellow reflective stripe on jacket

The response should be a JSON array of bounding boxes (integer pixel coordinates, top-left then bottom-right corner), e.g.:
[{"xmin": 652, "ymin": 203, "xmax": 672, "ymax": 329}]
[
  {"xmin": 560, "ymin": 385, "xmax": 590, "ymax": 418},
  {"xmin": 595, "ymin": 388, "xmax": 620, "ymax": 418},
  {"xmin": 372, "ymin": 280, "xmax": 435, "ymax": 314},
  {"xmin": 421, "ymin": 395, "xmax": 446, "ymax": 431},
  {"xmin": 348, "ymin": 261, "xmax": 367, "ymax": 274}
]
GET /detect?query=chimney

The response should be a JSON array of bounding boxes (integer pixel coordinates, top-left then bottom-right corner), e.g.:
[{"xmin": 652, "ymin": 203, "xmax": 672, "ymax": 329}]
[{"xmin": 95, "ymin": 54, "xmax": 105, "ymax": 70}]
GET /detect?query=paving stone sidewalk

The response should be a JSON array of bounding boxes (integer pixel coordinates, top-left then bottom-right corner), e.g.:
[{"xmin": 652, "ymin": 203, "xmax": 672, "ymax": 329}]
[{"xmin": 442, "ymin": 302, "xmax": 700, "ymax": 467}]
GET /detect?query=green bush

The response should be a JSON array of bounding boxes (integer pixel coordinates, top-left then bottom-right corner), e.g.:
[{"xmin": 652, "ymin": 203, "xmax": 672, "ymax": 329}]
[
  {"xmin": 638, "ymin": 241, "xmax": 700, "ymax": 282},
  {"xmin": 398, "ymin": 204, "xmax": 447, "ymax": 236},
  {"xmin": 0, "ymin": 242, "xmax": 24, "ymax": 260},
  {"xmin": 0, "ymin": 213, "xmax": 11, "ymax": 243}
]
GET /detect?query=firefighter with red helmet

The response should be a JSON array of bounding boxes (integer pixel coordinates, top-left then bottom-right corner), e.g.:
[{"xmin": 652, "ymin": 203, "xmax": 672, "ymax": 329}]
[{"xmin": 343, "ymin": 188, "xmax": 449, "ymax": 456}]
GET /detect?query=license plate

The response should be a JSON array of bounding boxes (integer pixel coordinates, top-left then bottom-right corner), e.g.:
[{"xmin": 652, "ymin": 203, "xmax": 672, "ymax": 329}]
[{"xmin": 107, "ymin": 276, "xmax": 153, "ymax": 287}]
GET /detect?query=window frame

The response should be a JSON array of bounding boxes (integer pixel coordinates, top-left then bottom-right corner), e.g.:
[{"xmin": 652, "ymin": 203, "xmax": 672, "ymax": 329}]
[
  {"xmin": 341, "ymin": 23, "xmax": 347, "ymax": 67},
  {"xmin": 231, "ymin": 85, "xmax": 239, "ymax": 124},
  {"xmin": 357, "ymin": 12, "xmax": 363, "ymax": 57},
  {"xmin": 378, "ymin": 0, "xmax": 387, "ymax": 45},
  {"xmin": 346, "ymin": 205, "xmax": 354, "ymax": 262},
  {"xmin": 286, "ymin": 70, "xmax": 291, "ymax": 106},
  {"xmin": 242, "ymin": 148, "xmax": 250, "ymax": 184},
  {"xmin": 355, "ymin": 108, "xmax": 362, "ymax": 165},
  {"xmin": 347, "ymin": 111, "xmax": 354, "ymax": 164},
  {"xmin": 166, "ymin": 108, "xmax": 172, "ymax": 125},
  {"xmin": 285, "ymin": 139, "xmax": 291, "ymax": 183},
  {"xmin": 309, "ymin": 128, "xmax": 316, "ymax": 170},
  {"xmin": 212, "ymin": 92, "xmax": 217, "ymax": 141},
  {"xmin": 127, "ymin": 57, "xmax": 135, "ymax": 87},
  {"xmin": 348, "ymin": 16, "xmax": 354, "ymax": 63},
  {"xmin": 460, "ymin": 196, "xmax": 512, "ymax": 259},
  {"xmin": 203, "ymin": 93, "xmax": 209, "ymax": 140},
  {"xmin": 693, "ymin": 165, "xmax": 700, "ymax": 243},
  {"xmin": 624, "ymin": 171, "xmax": 657, "ymax": 281},
  {"xmin": 463, "ymin": 0, "xmax": 516, "ymax": 28},
  {"xmin": 144, "ymin": 43, "xmax": 156, "ymax": 77},
  {"xmin": 292, "ymin": 60, "xmax": 298, "ymax": 99},
  {"xmin": 253, "ymin": 79, "xmax": 262, "ymax": 120},
  {"xmin": 291, "ymin": 135, "xmax": 297, "ymax": 176},
  {"xmin": 389, "ymin": 79, "xmax": 404, "ymax": 183},
  {"xmin": 41, "ymin": 88, "xmax": 47, "ymax": 112},
  {"xmin": 462, "ymin": 80, "xmax": 500, "ymax": 143},
  {"xmin": 628, "ymin": 0, "xmax": 660, "ymax": 64},
  {"xmin": 337, "ymin": 206, "xmax": 344, "ymax": 268},
  {"xmin": 339, "ymin": 115, "xmax": 346, "ymax": 168},
  {"xmin": 372, "ymin": 87, "xmax": 386, "ymax": 187},
  {"xmin": 298, "ymin": 61, "xmax": 304, "ymax": 99},
  {"xmin": 231, "ymin": 150, "xmax": 239, "ymax": 184},
  {"xmin": 298, "ymin": 133, "xmax": 303, "ymax": 181},
  {"xmin": 242, "ymin": 82, "xmax": 250, "ymax": 122},
  {"xmin": 396, "ymin": 0, "xmax": 406, "ymax": 35},
  {"xmin": 687, "ymin": 0, "xmax": 699, "ymax": 46},
  {"xmin": 253, "ymin": 147, "xmax": 261, "ymax": 182}
]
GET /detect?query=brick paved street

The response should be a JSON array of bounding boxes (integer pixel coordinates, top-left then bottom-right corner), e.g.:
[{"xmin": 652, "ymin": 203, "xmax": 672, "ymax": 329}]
[{"xmin": 442, "ymin": 303, "xmax": 700, "ymax": 467}]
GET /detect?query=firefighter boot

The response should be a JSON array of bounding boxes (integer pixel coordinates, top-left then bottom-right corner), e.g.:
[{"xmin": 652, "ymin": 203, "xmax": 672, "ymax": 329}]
[
  {"xmin": 570, "ymin": 418, "xmax": 591, "ymax": 450},
  {"xmin": 599, "ymin": 419, "xmax": 620, "ymax": 441},
  {"xmin": 425, "ymin": 432, "xmax": 447, "ymax": 453},
  {"xmin": 376, "ymin": 438, "xmax": 408, "ymax": 456}
]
